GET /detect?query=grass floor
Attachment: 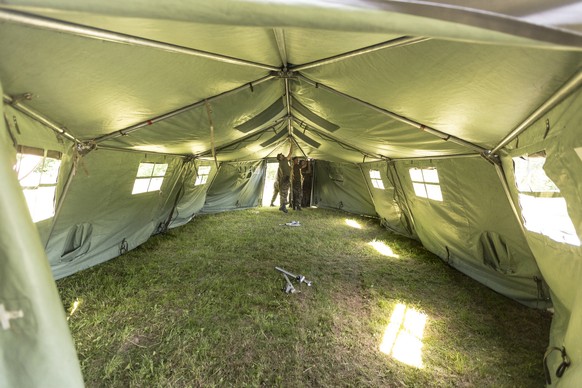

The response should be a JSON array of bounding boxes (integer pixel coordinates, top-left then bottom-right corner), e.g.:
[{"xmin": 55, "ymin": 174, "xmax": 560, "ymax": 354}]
[{"xmin": 57, "ymin": 207, "xmax": 552, "ymax": 387}]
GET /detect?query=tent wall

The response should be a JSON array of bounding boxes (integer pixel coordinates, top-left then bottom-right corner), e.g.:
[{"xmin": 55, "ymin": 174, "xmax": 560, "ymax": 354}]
[
  {"xmin": 169, "ymin": 159, "xmax": 217, "ymax": 228},
  {"xmin": 0, "ymin": 83, "xmax": 84, "ymax": 388},
  {"xmin": 360, "ymin": 161, "xmax": 415, "ymax": 237},
  {"xmin": 500, "ymin": 87, "xmax": 582, "ymax": 386},
  {"xmin": 312, "ymin": 160, "xmax": 376, "ymax": 216},
  {"xmin": 201, "ymin": 160, "xmax": 266, "ymax": 213},
  {"xmin": 45, "ymin": 150, "xmax": 185, "ymax": 279},
  {"xmin": 393, "ymin": 157, "xmax": 548, "ymax": 308}
]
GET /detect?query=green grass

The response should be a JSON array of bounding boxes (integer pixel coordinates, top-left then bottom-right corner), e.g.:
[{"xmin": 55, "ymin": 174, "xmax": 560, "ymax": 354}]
[{"xmin": 57, "ymin": 207, "xmax": 551, "ymax": 387}]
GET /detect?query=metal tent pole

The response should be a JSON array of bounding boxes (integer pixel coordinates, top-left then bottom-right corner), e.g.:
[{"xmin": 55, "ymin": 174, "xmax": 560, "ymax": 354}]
[
  {"xmin": 490, "ymin": 68, "xmax": 582, "ymax": 155},
  {"xmin": 297, "ymin": 74, "xmax": 488, "ymax": 154},
  {"xmin": 44, "ymin": 149, "xmax": 79, "ymax": 248},
  {"xmin": 493, "ymin": 163, "xmax": 528, "ymax": 237},
  {"xmin": 393, "ymin": 153, "xmax": 480, "ymax": 162},
  {"xmin": 0, "ymin": 9, "xmax": 279, "ymax": 72},
  {"xmin": 195, "ymin": 118, "xmax": 287, "ymax": 157},
  {"xmin": 291, "ymin": 117, "xmax": 386, "ymax": 160},
  {"xmin": 386, "ymin": 161, "xmax": 417, "ymax": 236},
  {"xmin": 358, "ymin": 164, "xmax": 378, "ymax": 213},
  {"xmin": 96, "ymin": 145, "xmax": 188, "ymax": 157},
  {"xmin": 293, "ymin": 36, "xmax": 429, "ymax": 71},
  {"xmin": 3, "ymin": 94, "xmax": 79, "ymax": 144},
  {"xmin": 272, "ymin": 28, "xmax": 288, "ymax": 68},
  {"xmin": 94, "ymin": 75, "xmax": 276, "ymax": 143}
]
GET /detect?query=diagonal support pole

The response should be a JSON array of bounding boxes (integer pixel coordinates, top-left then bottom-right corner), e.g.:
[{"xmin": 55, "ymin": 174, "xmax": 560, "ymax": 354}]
[
  {"xmin": 272, "ymin": 28, "xmax": 288, "ymax": 68},
  {"xmin": 93, "ymin": 74, "xmax": 276, "ymax": 144},
  {"xmin": 490, "ymin": 68, "xmax": 582, "ymax": 155},
  {"xmin": 293, "ymin": 36, "xmax": 429, "ymax": 71},
  {"xmin": 292, "ymin": 117, "xmax": 387, "ymax": 160},
  {"xmin": 0, "ymin": 9, "xmax": 279, "ymax": 72},
  {"xmin": 196, "ymin": 118, "xmax": 287, "ymax": 157},
  {"xmin": 3, "ymin": 94, "xmax": 80, "ymax": 144},
  {"xmin": 297, "ymin": 74, "xmax": 487, "ymax": 154}
]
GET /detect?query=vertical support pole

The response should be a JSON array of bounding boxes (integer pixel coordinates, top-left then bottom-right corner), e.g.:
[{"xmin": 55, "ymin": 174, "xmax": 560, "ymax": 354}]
[
  {"xmin": 358, "ymin": 163, "xmax": 377, "ymax": 212},
  {"xmin": 493, "ymin": 162, "xmax": 528, "ymax": 237},
  {"xmin": 309, "ymin": 160, "xmax": 316, "ymax": 207},
  {"xmin": 44, "ymin": 148, "xmax": 78, "ymax": 248},
  {"xmin": 387, "ymin": 161, "xmax": 417, "ymax": 236}
]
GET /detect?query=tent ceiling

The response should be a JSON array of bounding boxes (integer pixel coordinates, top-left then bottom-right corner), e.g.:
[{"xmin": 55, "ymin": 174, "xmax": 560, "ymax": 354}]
[{"xmin": 1, "ymin": 2, "xmax": 582, "ymax": 163}]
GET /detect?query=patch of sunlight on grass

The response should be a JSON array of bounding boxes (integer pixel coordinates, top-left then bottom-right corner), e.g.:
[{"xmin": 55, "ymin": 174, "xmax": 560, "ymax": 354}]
[
  {"xmin": 345, "ymin": 219, "xmax": 362, "ymax": 229},
  {"xmin": 369, "ymin": 240, "xmax": 399, "ymax": 258},
  {"xmin": 67, "ymin": 298, "xmax": 83, "ymax": 321},
  {"xmin": 379, "ymin": 303, "xmax": 427, "ymax": 368}
]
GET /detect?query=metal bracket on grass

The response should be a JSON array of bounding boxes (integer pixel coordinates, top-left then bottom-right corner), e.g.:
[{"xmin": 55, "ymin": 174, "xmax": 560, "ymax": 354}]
[{"xmin": 275, "ymin": 267, "xmax": 313, "ymax": 294}]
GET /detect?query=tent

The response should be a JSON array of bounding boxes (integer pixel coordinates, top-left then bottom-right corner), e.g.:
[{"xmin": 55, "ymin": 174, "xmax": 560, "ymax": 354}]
[{"xmin": 1, "ymin": 1, "xmax": 581, "ymax": 386}]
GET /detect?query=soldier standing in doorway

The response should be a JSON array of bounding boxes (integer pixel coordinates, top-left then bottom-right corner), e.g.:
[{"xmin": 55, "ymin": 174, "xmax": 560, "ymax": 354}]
[{"xmin": 276, "ymin": 138, "xmax": 294, "ymax": 213}]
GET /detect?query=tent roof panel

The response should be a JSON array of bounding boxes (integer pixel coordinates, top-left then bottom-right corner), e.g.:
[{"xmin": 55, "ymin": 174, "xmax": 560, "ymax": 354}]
[{"xmin": 301, "ymin": 40, "xmax": 582, "ymax": 148}]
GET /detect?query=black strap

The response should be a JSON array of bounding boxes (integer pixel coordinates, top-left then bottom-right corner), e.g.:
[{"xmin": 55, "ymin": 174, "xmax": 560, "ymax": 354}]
[{"xmin": 543, "ymin": 346, "xmax": 570, "ymax": 385}]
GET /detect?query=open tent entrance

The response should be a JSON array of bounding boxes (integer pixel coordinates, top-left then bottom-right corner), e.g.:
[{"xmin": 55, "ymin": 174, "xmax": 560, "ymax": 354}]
[{"xmin": 262, "ymin": 162, "xmax": 281, "ymax": 207}]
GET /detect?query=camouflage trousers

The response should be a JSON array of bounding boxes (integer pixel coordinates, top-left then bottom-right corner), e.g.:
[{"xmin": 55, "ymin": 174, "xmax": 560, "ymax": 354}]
[
  {"xmin": 292, "ymin": 181, "xmax": 303, "ymax": 208},
  {"xmin": 279, "ymin": 176, "xmax": 290, "ymax": 206}
]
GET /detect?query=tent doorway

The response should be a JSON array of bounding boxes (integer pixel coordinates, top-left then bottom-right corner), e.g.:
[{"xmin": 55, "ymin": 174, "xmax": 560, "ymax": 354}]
[{"xmin": 261, "ymin": 162, "xmax": 280, "ymax": 207}]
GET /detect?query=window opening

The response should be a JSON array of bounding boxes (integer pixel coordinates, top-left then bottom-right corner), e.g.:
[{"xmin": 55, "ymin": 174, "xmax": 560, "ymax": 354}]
[
  {"xmin": 14, "ymin": 146, "xmax": 62, "ymax": 222},
  {"xmin": 132, "ymin": 162, "xmax": 168, "ymax": 194},
  {"xmin": 261, "ymin": 162, "xmax": 280, "ymax": 207},
  {"xmin": 369, "ymin": 170, "xmax": 385, "ymax": 190},
  {"xmin": 195, "ymin": 165, "xmax": 211, "ymax": 186},
  {"xmin": 409, "ymin": 168, "xmax": 443, "ymax": 201},
  {"xmin": 513, "ymin": 152, "xmax": 579, "ymax": 246}
]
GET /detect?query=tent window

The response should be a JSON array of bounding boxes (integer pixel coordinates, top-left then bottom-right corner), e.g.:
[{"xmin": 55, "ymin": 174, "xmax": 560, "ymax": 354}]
[
  {"xmin": 132, "ymin": 162, "xmax": 168, "ymax": 194},
  {"xmin": 409, "ymin": 168, "xmax": 442, "ymax": 201},
  {"xmin": 513, "ymin": 153, "xmax": 580, "ymax": 246},
  {"xmin": 14, "ymin": 147, "xmax": 62, "ymax": 222},
  {"xmin": 195, "ymin": 165, "xmax": 211, "ymax": 186},
  {"xmin": 369, "ymin": 170, "xmax": 385, "ymax": 190}
]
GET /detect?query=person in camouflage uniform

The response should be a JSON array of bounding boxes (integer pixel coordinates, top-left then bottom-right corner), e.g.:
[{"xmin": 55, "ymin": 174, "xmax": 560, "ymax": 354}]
[
  {"xmin": 270, "ymin": 168, "xmax": 282, "ymax": 207},
  {"xmin": 276, "ymin": 139, "xmax": 294, "ymax": 213},
  {"xmin": 291, "ymin": 156, "xmax": 303, "ymax": 210}
]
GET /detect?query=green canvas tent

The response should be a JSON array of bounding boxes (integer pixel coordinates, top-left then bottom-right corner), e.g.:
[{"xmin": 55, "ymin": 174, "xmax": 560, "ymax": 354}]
[{"xmin": 1, "ymin": 1, "xmax": 581, "ymax": 386}]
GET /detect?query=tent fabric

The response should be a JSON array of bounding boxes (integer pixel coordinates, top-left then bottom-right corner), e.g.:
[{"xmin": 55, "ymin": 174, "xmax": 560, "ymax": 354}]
[
  {"xmin": 169, "ymin": 160, "xmax": 218, "ymax": 228},
  {"xmin": 0, "ymin": 85, "xmax": 84, "ymax": 388},
  {"xmin": 360, "ymin": 161, "xmax": 413, "ymax": 237},
  {"xmin": 313, "ymin": 161, "xmax": 376, "ymax": 216},
  {"xmin": 1, "ymin": 1, "xmax": 582, "ymax": 386},
  {"xmin": 393, "ymin": 157, "xmax": 549, "ymax": 308},
  {"xmin": 500, "ymin": 87, "xmax": 582, "ymax": 385},
  {"xmin": 201, "ymin": 160, "xmax": 266, "ymax": 213}
]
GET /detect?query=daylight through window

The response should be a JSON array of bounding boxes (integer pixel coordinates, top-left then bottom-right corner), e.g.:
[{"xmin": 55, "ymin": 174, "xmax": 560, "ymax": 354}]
[
  {"xmin": 132, "ymin": 162, "xmax": 168, "ymax": 194},
  {"xmin": 513, "ymin": 153, "xmax": 579, "ymax": 246},
  {"xmin": 369, "ymin": 170, "xmax": 385, "ymax": 189},
  {"xmin": 409, "ymin": 168, "xmax": 442, "ymax": 201},
  {"xmin": 14, "ymin": 147, "xmax": 62, "ymax": 222},
  {"xmin": 195, "ymin": 165, "xmax": 211, "ymax": 186}
]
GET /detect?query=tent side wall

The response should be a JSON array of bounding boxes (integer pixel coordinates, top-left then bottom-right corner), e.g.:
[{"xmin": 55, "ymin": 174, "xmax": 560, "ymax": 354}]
[
  {"xmin": 169, "ymin": 159, "xmax": 218, "ymax": 228},
  {"xmin": 312, "ymin": 160, "xmax": 376, "ymax": 216},
  {"xmin": 45, "ymin": 150, "xmax": 188, "ymax": 279},
  {"xmin": 201, "ymin": 160, "xmax": 266, "ymax": 213},
  {"xmin": 391, "ymin": 156, "xmax": 548, "ymax": 308},
  {"xmin": 360, "ymin": 161, "xmax": 416, "ymax": 237},
  {"xmin": 0, "ymin": 84, "xmax": 84, "ymax": 387},
  {"xmin": 501, "ymin": 87, "xmax": 582, "ymax": 386}
]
